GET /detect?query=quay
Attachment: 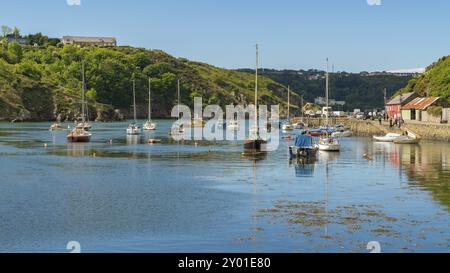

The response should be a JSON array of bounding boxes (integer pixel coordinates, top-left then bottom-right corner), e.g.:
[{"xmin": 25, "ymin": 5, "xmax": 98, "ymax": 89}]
[{"xmin": 292, "ymin": 117, "xmax": 450, "ymax": 142}]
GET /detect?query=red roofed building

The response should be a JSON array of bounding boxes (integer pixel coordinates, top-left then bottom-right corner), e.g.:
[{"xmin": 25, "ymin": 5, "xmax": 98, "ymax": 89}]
[
  {"xmin": 401, "ymin": 97, "xmax": 441, "ymax": 122},
  {"xmin": 385, "ymin": 92, "xmax": 416, "ymax": 119}
]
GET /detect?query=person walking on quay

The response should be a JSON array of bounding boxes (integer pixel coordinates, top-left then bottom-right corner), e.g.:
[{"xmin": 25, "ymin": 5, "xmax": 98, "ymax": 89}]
[{"xmin": 378, "ymin": 116, "xmax": 382, "ymax": 125}]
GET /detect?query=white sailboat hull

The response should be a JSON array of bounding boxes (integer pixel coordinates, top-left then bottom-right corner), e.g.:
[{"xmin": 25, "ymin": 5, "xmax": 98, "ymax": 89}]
[
  {"xmin": 282, "ymin": 124, "xmax": 294, "ymax": 131},
  {"xmin": 127, "ymin": 126, "xmax": 142, "ymax": 135},
  {"xmin": 332, "ymin": 130, "xmax": 353, "ymax": 138},
  {"xmin": 318, "ymin": 143, "xmax": 341, "ymax": 151},
  {"xmin": 143, "ymin": 122, "xmax": 156, "ymax": 131},
  {"xmin": 318, "ymin": 137, "xmax": 341, "ymax": 151}
]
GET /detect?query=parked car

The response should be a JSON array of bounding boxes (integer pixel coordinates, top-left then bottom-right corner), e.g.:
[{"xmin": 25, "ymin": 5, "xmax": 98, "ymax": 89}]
[{"xmin": 356, "ymin": 112, "xmax": 365, "ymax": 120}]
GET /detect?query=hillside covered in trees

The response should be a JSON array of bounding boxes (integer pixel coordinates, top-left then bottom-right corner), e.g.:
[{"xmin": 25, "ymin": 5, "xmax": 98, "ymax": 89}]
[
  {"xmin": 244, "ymin": 69, "xmax": 414, "ymax": 111},
  {"xmin": 397, "ymin": 55, "xmax": 450, "ymax": 101},
  {"xmin": 0, "ymin": 33, "xmax": 300, "ymax": 121}
]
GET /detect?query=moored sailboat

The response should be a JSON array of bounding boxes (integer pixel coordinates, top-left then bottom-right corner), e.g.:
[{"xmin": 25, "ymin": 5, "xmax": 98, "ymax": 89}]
[
  {"xmin": 170, "ymin": 79, "xmax": 185, "ymax": 135},
  {"xmin": 67, "ymin": 62, "xmax": 92, "ymax": 143},
  {"xmin": 127, "ymin": 77, "xmax": 142, "ymax": 135},
  {"xmin": 243, "ymin": 44, "xmax": 267, "ymax": 153},
  {"xmin": 50, "ymin": 117, "xmax": 63, "ymax": 131},
  {"xmin": 282, "ymin": 86, "xmax": 294, "ymax": 131},
  {"xmin": 143, "ymin": 77, "xmax": 157, "ymax": 131},
  {"xmin": 318, "ymin": 58, "xmax": 340, "ymax": 152}
]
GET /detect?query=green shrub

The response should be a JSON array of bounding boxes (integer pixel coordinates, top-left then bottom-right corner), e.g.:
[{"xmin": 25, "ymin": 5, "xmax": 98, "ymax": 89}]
[{"xmin": 427, "ymin": 106, "xmax": 442, "ymax": 117}]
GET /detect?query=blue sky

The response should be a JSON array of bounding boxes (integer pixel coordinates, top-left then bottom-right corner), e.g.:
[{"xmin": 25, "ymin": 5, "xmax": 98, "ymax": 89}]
[{"xmin": 1, "ymin": 0, "xmax": 449, "ymax": 72}]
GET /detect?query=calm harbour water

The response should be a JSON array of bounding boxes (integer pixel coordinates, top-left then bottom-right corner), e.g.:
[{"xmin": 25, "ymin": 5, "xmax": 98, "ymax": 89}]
[{"xmin": 0, "ymin": 120, "xmax": 449, "ymax": 253}]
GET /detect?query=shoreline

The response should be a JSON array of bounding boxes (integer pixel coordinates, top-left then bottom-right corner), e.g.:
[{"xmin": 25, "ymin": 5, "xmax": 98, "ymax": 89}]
[{"xmin": 1, "ymin": 118, "xmax": 449, "ymax": 142}]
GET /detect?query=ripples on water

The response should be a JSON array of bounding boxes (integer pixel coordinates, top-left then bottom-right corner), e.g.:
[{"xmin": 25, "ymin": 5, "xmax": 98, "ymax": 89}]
[{"xmin": 0, "ymin": 121, "xmax": 448, "ymax": 253}]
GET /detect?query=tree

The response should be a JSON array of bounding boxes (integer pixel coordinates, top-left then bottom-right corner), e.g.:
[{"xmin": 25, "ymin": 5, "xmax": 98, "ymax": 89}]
[
  {"xmin": 1, "ymin": 25, "xmax": 12, "ymax": 37},
  {"xmin": 27, "ymin": 32, "xmax": 47, "ymax": 46},
  {"xmin": 12, "ymin": 27, "xmax": 21, "ymax": 39},
  {"xmin": 7, "ymin": 42, "xmax": 23, "ymax": 63}
]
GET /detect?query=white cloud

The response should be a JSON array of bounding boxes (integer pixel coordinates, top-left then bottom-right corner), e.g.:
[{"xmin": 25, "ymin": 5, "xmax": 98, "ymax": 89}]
[
  {"xmin": 367, "ymin": 0, "xmax": 382, "ymax": 6},
  {"xmin": 67, "ymin": 0, "xmax": 81, "ymax": 6}
]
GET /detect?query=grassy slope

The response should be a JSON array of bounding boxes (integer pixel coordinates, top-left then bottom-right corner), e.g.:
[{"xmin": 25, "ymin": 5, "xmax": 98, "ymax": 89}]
[
  {"xmin": 398, "ymin": 55, "xmax": 450, "ymax": 101},
  {"xmin": 0, "ymin": 44, "xmax": 297, "ymax": 121}
]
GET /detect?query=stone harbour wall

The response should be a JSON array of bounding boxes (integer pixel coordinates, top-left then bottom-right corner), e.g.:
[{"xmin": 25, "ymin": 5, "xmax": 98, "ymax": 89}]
[
  {"xmin": 294, "ymin": 117, "xmax": 450, "ymax": 141},
  {"xmin": 404, "ymin": 122, "xmax": 450, "ymax": 142}
]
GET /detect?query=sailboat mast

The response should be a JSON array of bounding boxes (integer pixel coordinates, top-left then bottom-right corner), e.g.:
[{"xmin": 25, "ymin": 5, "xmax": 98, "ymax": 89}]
[
  {"xmin": 81, "ymin": 62, "xmax": 86, "ymax": 124},
  {"xmin": 133, "ymin": 78, "xmax": 137, "ymax": 123},
  {"xmin": 255, "ymin": 44, "xmax": 259, "ymax": 131},
  {"xmin": 325, "ymin": 58, "xmax": 329, "ymax": 126},
  {"xmin": 301, "ymin": 95, "xmax": 304, "ymax": 119},
  {"xmin": 287, "ymin": 86, "xmax": 290, "ymax": 122},
  {"xmin": 177, "ymin": 79, "xmax": 180, "ymax": 118},
  {"xmin": 148, "ymin": 77, "xmax": 152, "ymax": 121}
]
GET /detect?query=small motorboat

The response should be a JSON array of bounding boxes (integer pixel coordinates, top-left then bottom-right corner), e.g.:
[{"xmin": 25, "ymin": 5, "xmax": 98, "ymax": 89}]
[
  {"xmin": 318, "ymin": 137, "xmax": 341, "ymax": 152},
  {"xmin": 127, "ymin": 123, "xmax": 142, "ymax": 135},
  {"xmin": 373, "ymin": 133, "xmax": 402, "ymax": 142},
  {"xmin": 148, "ymin": 139, "xmax": 161, "ymax": 144},
  {"xmin": 309, "ymin": 128, "xmax": 325, "ymax": 137},
  {"xmin": 332, "ymin": 130, "xmax": 353, "ymax": 138},
  {"xmin": 50, "ymin": 123, "xmax": 63, "ymax": 131},
  {"xmin": 309, "ymin": 127, "xmax": 334, "ymax": 137},
  {"xmin": 282, "ymin": 123, "xmax": 294, "ymax": 131},
  {"xmin": 394, "ymin": 135, "xmax": 421, "ymax": 145},
  {"xmin": 283, "ymin": 134, "xmax": 295, "ymax": 140},
  {"xmin": 289, "ymin": 135, "xmax": 318, "ymax": 159},
  {"xmin": 293, "ymin": 122, "xmax": 305, "ymax": 129},
  {"xmin": 244, "ymin": 138, "xmax": 268, "ymax": 152}
]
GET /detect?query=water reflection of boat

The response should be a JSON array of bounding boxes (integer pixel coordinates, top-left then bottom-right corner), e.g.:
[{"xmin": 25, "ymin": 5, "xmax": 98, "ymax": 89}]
[
  {"xmin": 126, "ymin": 135, "xmax": 140, "ymax": 145},
  {"xmin": 290, "ymin": 157, "xmax": 317, "ymax": 177},
  {"xmin": 66, "ymin": 143, "xmax": 89, "ymax": 157},
  {"xmin": 319, "ymin": 150, "xmax": 340, "ymax": 162},
  {"xmin": 388, "ymin": 142, "xmax": 450, "ymax": 209},
  {"xmin": 241, "ymin": 151, "xmax": 267, "ymax": 161}
]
